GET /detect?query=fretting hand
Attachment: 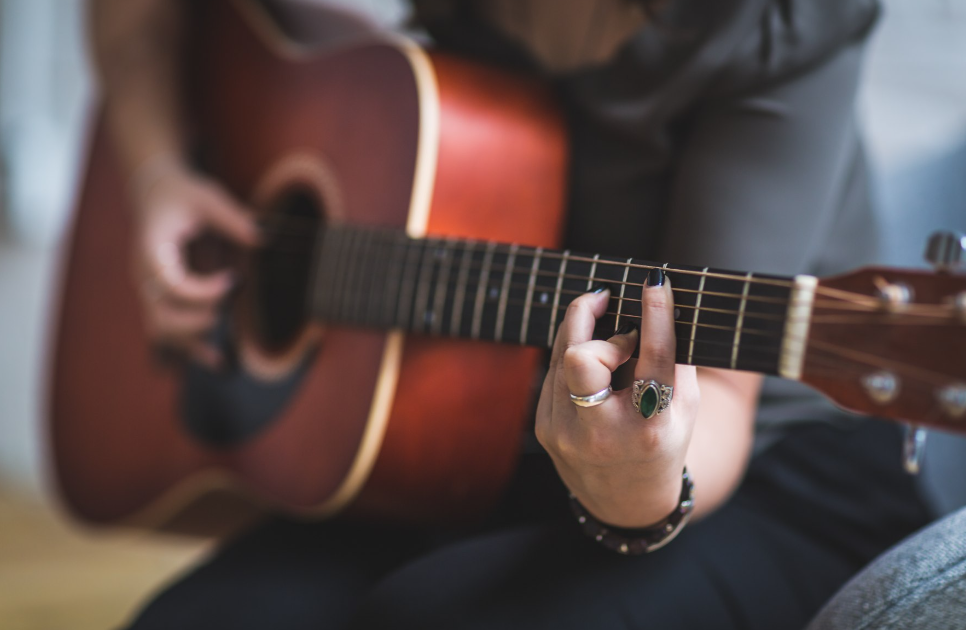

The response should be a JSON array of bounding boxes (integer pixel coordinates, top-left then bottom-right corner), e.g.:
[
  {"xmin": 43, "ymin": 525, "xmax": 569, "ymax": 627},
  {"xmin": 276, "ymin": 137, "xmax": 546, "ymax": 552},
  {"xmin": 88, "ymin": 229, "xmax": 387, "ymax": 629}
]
[{"xmin": 535, "ymin": 269, "xmax": 700, "ymax": 528}]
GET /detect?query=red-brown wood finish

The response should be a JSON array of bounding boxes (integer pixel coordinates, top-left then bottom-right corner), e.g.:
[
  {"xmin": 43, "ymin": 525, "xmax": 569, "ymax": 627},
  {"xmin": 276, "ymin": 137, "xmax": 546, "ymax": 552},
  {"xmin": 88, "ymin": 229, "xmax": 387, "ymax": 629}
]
[
  {"xmin": 802, "ymin": 267, "xmax": 966, "ymax": 432},
  {"xmin": 49, "ymin": 0, "xmax": 567, "ymax": 527}
]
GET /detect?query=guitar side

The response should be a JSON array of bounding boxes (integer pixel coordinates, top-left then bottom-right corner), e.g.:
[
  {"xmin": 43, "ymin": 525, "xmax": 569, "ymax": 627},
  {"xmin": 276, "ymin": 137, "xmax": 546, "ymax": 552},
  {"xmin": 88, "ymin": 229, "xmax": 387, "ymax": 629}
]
[{"xmin": 49, "ymin": 0, "xmax": 567, "ymax": 530}]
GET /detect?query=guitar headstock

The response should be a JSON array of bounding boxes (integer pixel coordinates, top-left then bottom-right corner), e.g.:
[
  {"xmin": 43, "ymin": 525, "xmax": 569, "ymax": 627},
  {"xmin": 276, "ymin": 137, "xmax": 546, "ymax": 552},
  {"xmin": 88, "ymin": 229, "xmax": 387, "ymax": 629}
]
[{"xmin": 801, "ymin": 233, "xmax": 966, "ymax": 432}]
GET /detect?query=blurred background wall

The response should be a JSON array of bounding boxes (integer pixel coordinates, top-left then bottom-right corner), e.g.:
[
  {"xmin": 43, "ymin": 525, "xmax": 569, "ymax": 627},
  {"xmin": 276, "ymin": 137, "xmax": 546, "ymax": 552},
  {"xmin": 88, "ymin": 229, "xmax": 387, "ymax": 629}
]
[{"xmin": 1, "ymin": 0, "xmax": 965, "ymax": 502}]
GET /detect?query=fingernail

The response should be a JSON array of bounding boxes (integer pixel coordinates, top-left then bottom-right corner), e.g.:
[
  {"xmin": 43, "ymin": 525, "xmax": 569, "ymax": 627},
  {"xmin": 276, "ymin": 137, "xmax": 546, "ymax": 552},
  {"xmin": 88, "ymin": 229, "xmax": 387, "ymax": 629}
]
[
  {"xmin": 616, "ymin": 323, "xmax": 638, "ymax": 336},
  {"xmin": 591, "ymin": 282, "xmax": 610, "ymax": 294},
  {"xmin": 646, "ymin": 268, "xmax": 665, "ymax": 288}
]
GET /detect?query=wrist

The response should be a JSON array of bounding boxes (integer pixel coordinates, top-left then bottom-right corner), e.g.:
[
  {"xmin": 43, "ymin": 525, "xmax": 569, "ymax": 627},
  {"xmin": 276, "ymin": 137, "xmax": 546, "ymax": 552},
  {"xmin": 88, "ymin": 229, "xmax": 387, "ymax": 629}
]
[
  {"xmin": 570, "ymin": 468, "xmax": 694, "ymax": 555},
  {"xmin": 128, "ymin": 151, "xmax": 193, "ymax": 202},
  {"xmin": 570, "ymin": 465, "xmax": 686, "ymax": 529}
]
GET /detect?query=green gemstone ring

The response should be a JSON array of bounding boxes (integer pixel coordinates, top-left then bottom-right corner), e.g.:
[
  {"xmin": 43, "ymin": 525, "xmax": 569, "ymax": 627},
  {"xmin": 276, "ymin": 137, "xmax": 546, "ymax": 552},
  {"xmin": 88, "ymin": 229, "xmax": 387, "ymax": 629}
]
[{"xmin": 632, "ymin": 379, "xmax": 673, "ymax": 419}]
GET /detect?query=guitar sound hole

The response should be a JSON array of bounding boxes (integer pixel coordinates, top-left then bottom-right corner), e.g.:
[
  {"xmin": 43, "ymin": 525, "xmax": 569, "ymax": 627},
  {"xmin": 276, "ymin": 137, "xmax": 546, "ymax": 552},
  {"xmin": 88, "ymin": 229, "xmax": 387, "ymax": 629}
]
[{"xmin": 250, "ymin": 186, "xmax": 323, "ymax": 354}]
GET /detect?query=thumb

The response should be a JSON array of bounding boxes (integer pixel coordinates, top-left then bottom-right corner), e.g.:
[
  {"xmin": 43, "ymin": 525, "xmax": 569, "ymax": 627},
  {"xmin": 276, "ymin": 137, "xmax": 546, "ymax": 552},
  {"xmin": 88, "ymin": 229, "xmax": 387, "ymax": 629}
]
[{"xmin": 199, "ymin": 184, "xmax": 261, "ymax": 247}]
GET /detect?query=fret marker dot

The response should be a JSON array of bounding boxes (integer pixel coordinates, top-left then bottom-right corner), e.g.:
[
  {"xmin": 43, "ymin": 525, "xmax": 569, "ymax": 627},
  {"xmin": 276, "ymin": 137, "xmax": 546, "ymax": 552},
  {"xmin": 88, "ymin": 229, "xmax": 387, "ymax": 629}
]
[
  {"xmin": 488, "ymin": 287, "xmax": 499, "ymax": 300},
  {"xmin": 540, "ymin": 293, "xmax": 549, "ymax": 304},
  {"xmin": 424, "ymin": 311, "xmax": 435, "ymax": 325}
]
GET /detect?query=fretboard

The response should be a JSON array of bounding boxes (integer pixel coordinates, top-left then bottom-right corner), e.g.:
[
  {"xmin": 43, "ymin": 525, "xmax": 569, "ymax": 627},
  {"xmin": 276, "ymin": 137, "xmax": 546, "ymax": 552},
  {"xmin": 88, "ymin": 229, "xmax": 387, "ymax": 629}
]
[{"xmin": 310, "ymin": 227, "xmax": 794, "ymax": 376}]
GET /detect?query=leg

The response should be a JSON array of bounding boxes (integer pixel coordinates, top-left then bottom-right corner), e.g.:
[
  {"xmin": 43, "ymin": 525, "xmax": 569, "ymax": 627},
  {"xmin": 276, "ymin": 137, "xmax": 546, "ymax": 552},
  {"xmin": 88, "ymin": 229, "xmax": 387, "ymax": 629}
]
[
  {"xmin": 351, "ymin": 420, "xmax": 931, "ymax": 630},
  {"xmin": 124, "ymin": 518, "xmax": 435, "ymax": 630}
]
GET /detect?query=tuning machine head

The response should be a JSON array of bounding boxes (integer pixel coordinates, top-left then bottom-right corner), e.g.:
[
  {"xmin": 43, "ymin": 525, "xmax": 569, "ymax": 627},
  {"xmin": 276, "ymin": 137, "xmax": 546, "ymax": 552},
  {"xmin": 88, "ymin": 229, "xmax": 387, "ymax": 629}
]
[{"xmin": 925, "ymin": 231, "xmax": 966, "ymax": 273}]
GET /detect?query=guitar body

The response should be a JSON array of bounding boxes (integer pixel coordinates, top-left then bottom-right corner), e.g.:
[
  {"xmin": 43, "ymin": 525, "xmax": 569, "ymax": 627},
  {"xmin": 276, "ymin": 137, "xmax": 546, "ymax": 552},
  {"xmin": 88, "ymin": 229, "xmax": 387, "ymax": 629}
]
[{"xmin": 50, "ymin": 0, "xmax": 567, "ymax": 529}]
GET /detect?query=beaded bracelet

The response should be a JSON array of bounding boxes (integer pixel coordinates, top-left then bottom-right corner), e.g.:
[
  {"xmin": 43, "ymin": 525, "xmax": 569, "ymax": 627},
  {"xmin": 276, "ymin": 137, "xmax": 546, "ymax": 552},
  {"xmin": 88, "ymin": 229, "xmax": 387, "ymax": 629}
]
[{"xmin": 569, "ymin": 468, "xmax": 694, "ymax": 555}]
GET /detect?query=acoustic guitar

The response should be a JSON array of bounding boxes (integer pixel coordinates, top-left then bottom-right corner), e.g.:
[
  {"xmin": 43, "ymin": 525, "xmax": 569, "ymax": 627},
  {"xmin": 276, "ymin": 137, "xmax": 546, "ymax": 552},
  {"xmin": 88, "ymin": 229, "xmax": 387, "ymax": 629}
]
[{"xmin": 50, "ymin": 0, "xmax": 966, "ymax": 531}]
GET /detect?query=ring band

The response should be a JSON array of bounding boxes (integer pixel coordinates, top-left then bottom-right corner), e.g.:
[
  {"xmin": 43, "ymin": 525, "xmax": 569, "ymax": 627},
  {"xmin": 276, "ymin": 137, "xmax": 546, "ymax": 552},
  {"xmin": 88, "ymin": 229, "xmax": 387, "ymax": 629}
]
[
  {"xmin": 631, "ymin": 379, "xmax": 673, "ymax": 419},
  {"xmin": 570, "ymin": 386, "xmax": 613, "ymax": 408}
]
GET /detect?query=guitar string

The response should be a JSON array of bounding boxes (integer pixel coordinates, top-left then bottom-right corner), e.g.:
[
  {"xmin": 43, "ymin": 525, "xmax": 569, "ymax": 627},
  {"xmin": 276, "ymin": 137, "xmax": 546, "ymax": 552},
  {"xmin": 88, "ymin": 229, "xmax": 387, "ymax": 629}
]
[
  {"xmin": 272, "ymin": 230, "xmax": 957, "ymax": 387},
  {"xmin": 263, "ymin": 225, "xmax": 959, "ymax": 315},
  {"xmin": 256, "ymin": 219, "xmax": 928, "ymax": 307},
  {"xmin": 253, "ymin": 227, "xmax": 961, "ymax": 320},
  {"xmin": 316, "ymin": 272, "xmax": 958, "ymax": 332}
]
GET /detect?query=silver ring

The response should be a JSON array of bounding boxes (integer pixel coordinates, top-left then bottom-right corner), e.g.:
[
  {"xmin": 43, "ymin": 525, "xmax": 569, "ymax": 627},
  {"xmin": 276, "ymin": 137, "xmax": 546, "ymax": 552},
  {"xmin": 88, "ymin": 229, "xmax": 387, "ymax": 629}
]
[
  {"xmin": 570, "ymin": 386, "xmax": 613, "ymax": 408},
  {"xmin": 631, "ymin": 379, "xmax": 673, "ymax": 419}
]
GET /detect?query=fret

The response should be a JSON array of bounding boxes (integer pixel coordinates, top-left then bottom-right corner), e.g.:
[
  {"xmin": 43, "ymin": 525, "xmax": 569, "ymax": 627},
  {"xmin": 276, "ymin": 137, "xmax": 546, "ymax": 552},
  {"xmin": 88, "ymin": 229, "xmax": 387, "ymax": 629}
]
[
  {"xmin": 730, "ymin": 272, "xmax": 753, "ymax": 369},
  {"xmin": 395, "ymin": 238, "xmax": 424, "ymax": 330},
  {"xmin": 737, "ymin": 272, "xmax": 792, "ymax": 375},
  {"xmin": 381, "ymin": 233, "xmax": 408, "ymax": 327},
  {"xmin": 520, "ymin": 247, "xmax": 542, "ymax": 345},
  {"xmin": 430, "ymin": 238, "xmax": 454, "ymax": 336},
  {"xmin": 585, "ymin": 253, "xmax": 600, "ymax": 291},
  {"xmin": 313, "ymin": 227, "xmax": 340, "ymax": 320},
  {"xmin": 494, "ymin": 243, "xmax": 518, "ymax": 342},
  {"xmin": 687, "ymin": 267, "xmax": 710, "ymax": 364},
  {"xmin": 353, "ymin": 229, "xmax": 377, "ymax": 324},
  {"xmin": 371, "ymin": 230, "xmax": 396, "ymax": 327},
  {"xmin": 333, "ymin": 229, "xmax": 358, "ymax": 321},
  {"xmin": 693, "ymin": 271, "xmax": 746, "ymax": 369},
  {"xmin": 412, "ymin": 237, "xmax": 439, "ymax": 332},
  {"xmin": 450, "ymin": 241, "xmax": 475, "ymax": 337},
  {"xmin": 547, "ymin": 250, "xmax": 571, "ymax": 348},
  {"xmin": 471, "ymin": 242, "xmax": 497, "ymax": 340},
  {"xmin": 613, "ymin": 258, "xmax": 634, "ymax": 333}
]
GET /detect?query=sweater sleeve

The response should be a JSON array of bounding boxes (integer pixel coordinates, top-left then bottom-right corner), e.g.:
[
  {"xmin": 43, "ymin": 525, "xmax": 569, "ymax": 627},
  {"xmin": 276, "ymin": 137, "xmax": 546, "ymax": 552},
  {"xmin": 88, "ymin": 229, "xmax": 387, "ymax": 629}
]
[{"xmin": 659, "ymin": 42, "xmax": 878, "ymax": 277}]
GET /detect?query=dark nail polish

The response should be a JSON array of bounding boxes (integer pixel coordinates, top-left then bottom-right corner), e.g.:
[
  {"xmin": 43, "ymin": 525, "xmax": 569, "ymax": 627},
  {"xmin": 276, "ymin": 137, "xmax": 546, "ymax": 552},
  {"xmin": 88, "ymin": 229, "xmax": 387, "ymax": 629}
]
[
  {"xmin": 616, "ymin": 323, "xmax": 638, "ymax": 336},
  {"xmin": 591, "ymin": 282, "xmax": 610, "ymax": 294},
  {"xmin": 646, "ymin": 268, "xmax": 665, "ymax": 288}
]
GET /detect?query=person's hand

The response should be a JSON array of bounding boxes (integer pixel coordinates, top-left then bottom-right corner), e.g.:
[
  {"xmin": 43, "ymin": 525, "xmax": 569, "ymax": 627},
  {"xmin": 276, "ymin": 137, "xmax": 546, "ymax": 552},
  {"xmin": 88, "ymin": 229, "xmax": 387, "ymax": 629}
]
[
  {"xmin": 535, "ymin": 269, "xmax": 700, "ymax": 528},
  {"xmin": 131, "ymin": 157, "xmax": 260, "ymax": 368}
]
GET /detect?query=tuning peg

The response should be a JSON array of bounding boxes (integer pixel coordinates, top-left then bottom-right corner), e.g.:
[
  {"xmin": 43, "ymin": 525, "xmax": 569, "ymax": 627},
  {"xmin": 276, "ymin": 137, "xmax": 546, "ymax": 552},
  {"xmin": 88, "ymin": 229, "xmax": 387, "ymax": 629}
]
[
  {"xmin": 924, "ymin": 231, "xmax": 966, "ymax": 272},
  {"xmin": 902, "ymin": 424, "xmax": 928, "ymax": 475}
]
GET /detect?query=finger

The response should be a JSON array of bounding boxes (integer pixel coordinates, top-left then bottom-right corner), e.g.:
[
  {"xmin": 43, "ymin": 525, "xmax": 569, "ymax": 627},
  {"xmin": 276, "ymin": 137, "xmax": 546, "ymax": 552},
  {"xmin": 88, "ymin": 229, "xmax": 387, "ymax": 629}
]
[
  {"xmin": 183, "ymin": 338, "xmax": 223, "ymax": 370},
  {"xmin": 548, "ymin": 286, "xmax": 610, "ymax": 377},
  {"xmin": 146, "ymin": 301, "xmax": 219, "ymax": 338},
  {"xmin": 145, "ymin": 240, "xmax": 234, "ymax": 304},
  {"xmin": 563, "ymin": 330, "xmax": 638, "ymax": 397},
  {"xmin": 635, "ymin": 268, "xmax": 677, "ymax": 387},
  {"xmin": 199, "ymin": 185, "xmax": 261, "ymax": 246}
]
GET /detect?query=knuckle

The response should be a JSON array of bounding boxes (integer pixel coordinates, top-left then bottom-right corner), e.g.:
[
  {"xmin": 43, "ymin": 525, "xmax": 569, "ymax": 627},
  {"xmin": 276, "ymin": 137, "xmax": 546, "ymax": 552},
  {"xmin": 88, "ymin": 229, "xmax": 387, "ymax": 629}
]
[
  {"xmin": 642, "ymin": 287, "xmax": 670, "ymax": 311},
  {"xmin": 564, "ymin": 299, "xmax": 584, "ymax": 320},
  {"xmin": 639, "ymin": 338, "xmax": 674, "ymax": 367},
  {"xmin": 562, "ymin": 345, "xmax": 596, "ymax": 372}
]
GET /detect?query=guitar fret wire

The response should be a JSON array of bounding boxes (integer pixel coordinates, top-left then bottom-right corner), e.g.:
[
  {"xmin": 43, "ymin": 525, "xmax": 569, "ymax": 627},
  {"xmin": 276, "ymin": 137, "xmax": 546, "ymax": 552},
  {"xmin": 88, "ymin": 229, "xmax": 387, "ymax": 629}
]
[
  {"xmin": 471, "ymin": 242, "xmax": 497, "ymax": 340},
  {"xmin": 548, "ymin": 250, "xmax": 571, "ymax": 348},
  {"xmin": 687, "ymin": 268, "xmax": 709, "ymax": 364},
  {"xmin": 413, "ymin": 239, "xmax": 438, "ymax": 332},
  {"xmin": 382, "ymin": 233, "xmax": 408, "ymax": 325},
  {"xmin": 585, "ymin": 253, "xmax": 600, "ymax": 291},
  {"xmin": 495, "ymin": 243, "xmax": 518, "ymax": 342},
  {"xmin": 396, "ymin": 239, "xmax": 423, "ymax": 330},
  {"xmin": 305, "ymin": 219, "xmax": 328, "ymax": 319},
  {"xmin": 451, "ymin": 241, "xmax": 474, "ymax": 336},
  {"xmin": 731, "ymin": 272, "xmax": 753, "ymax": 369},
  {"xmin": 313, "ymin": 228, "xmax": 338, "ymax": 318},
  {"xmin": 614, "ymin": 258, "xmax": 634, "ymax": 333},
  {"xmin": 431, "ymin": 239, "xmax": 455, "ymax": 336},
  {"xmin": 334, "ymin": 230, "xmax": 356, "ymax": 321},
  {"xmin": 521, "ymin": 247, "xmax": 542, "ymax": 345},
  {"xmin": 356, "ymin": 230, "xmax": 377, "ymax": 324}
]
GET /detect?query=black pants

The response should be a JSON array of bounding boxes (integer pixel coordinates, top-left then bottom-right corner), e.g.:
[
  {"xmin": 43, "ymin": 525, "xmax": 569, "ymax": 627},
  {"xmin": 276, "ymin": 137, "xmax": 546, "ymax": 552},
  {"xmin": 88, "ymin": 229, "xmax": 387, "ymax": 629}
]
[{"xmin": 126, "ymin": 419, "xmax": 931, "ymax": 630}]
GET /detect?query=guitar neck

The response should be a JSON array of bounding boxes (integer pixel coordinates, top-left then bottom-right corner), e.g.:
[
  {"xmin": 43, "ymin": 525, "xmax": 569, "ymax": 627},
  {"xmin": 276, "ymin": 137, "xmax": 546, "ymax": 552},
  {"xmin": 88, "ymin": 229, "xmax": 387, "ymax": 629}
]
[{"xmin": 308, "ymin": 226, "xmax": 816, "ymax": 378}]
